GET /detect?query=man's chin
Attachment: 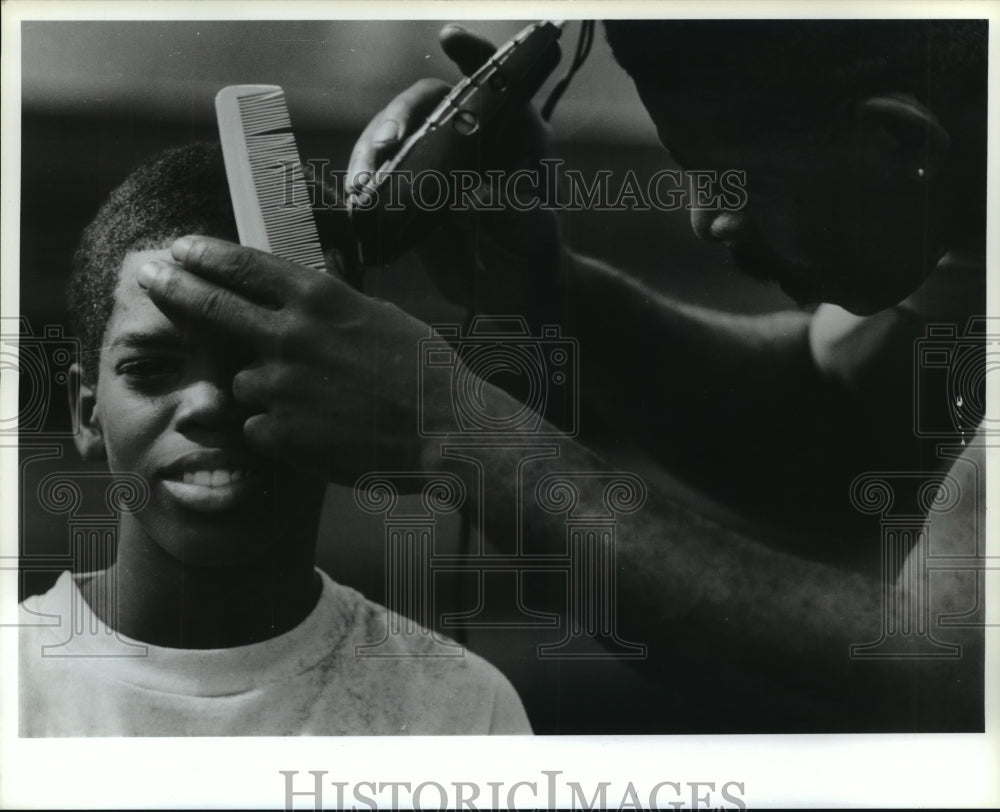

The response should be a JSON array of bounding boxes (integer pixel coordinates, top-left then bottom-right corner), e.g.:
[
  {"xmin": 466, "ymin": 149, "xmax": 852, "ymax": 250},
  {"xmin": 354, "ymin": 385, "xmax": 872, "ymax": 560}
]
[
  {"xmin": 737, "ymin": 248, "xmax": 905, "ymax": 315},
  {"xmin": 730, "ymin": 246, "xmax": 822, "ymax": 306},
  {"xmin": 798, "ymin": 283, "xmax": 900, "ymax": 316},
  {"xmin": 833, "ymin": 299, "xmax": 891, "ymax": 317},
  {"xmin": 778, "ymin": 271, "xmax": 884, "ymax": 314},
  {"xmin": 777, "ymin": 278, "xmax": 824, "ymax": 309}
]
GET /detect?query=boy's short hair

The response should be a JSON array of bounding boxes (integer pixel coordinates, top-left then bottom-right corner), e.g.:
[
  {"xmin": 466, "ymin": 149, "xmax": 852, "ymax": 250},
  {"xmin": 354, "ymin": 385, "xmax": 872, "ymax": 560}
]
[
  {"xmin": 602, "ymin": 20, "xmax": 987, "ymax": 130},
  {"xmin": 67, "ymin": 142, "xmax": 238, "ymax": 384}
]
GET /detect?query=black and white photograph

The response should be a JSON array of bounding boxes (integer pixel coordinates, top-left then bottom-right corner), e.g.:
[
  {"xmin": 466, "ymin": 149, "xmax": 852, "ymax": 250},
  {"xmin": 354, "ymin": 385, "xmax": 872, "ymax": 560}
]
[{"xmin": 2, "ymin": 0, "xmax": 997, "ymax": 808}]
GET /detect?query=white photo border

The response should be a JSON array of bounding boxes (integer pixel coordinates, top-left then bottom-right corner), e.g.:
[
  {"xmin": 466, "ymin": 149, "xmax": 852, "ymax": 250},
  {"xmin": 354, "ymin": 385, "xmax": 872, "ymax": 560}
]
[{"xmin": 2, "ymin": 1, "xmax": 997, "ymax": 808}]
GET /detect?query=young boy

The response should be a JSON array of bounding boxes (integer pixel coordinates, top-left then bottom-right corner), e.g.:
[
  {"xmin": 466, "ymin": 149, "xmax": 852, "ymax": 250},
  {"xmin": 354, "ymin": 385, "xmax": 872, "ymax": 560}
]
[{"xmin": 18, "ymin": 142, "xmax": 531, "ymax": 736}]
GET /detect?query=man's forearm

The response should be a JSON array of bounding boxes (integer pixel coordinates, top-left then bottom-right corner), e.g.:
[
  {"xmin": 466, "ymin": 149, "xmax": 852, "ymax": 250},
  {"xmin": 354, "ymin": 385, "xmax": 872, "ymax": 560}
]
[
  {"xmin": 512, "ymin": 249, "xmax": 869, "ymax": 532},
  {"xmin": 556, "ymin": 250, "xmax": 818, "ymax": 409},
  {"xmin": 422, "ymin": 386, "xmax": 981, "ymax": 731}
]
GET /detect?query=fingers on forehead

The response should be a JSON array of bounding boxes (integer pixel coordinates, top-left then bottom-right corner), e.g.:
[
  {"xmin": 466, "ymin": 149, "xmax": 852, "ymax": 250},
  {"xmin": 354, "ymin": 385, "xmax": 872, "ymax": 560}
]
[
  {"xmin": 144, "ymin": 261, "xmax": 278, "ymax": 340},
  {"xmin": 172, "ymin": 236, "xmax": 308, "ymax": 299}
]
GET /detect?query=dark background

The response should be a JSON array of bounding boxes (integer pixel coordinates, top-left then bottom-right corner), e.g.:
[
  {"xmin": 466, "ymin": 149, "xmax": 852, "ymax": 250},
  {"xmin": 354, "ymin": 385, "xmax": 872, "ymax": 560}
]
[{"xmin": 17, "ymin": 20, "xmax": 799, "ymax": 734}]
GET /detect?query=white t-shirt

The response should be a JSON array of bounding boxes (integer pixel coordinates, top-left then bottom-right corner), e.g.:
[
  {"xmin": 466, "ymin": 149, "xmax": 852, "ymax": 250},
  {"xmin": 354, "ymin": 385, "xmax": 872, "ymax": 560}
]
[{"xmin": 19, "ymin": 569, "xmax": 531, "ymax": 737}]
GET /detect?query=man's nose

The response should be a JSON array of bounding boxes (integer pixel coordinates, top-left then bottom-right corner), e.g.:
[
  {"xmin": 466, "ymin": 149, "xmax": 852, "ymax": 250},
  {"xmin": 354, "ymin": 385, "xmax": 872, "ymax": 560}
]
[
  {"xmin": 174, "ymin": 378, "xmax": 237, "ymax": 431},
  {"xmin": 690, "ymin": 208, "xmax": 751, "ymax": 243}
]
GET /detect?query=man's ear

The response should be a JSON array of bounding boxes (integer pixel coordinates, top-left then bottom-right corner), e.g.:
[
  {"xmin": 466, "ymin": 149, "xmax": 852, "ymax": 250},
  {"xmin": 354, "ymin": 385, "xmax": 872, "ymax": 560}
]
[
  {"xmin": 854, "ymin": 93, "xmax": 950, "ymax": 183},
  {"xmin": 69, "ymin": 363, "xmax": 106, "ymax": 461}
]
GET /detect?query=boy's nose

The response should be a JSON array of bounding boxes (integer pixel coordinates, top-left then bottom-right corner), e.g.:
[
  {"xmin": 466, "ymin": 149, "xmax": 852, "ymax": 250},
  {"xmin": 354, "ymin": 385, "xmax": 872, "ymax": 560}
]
[
  {"xmin": 690, "ymin": 208, "xmax": 751, "ymax": 243},
  {"xmin": 174, "ymin": 379, "xmax": 237, "ymax": 431}
]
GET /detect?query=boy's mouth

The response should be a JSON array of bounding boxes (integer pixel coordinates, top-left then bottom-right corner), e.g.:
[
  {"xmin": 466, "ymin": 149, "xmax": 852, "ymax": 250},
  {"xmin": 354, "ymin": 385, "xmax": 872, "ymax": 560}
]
[
  {"xmin": 178, "ymin": 468, "xmax": 252, "ymax": 487},
  {"xmin": 161, "ymin": 473, "xmax": 259, "ymax": 511},
  {"xmin": 159, "ymin": 451, "xmax": 262, "ymax": 512}
]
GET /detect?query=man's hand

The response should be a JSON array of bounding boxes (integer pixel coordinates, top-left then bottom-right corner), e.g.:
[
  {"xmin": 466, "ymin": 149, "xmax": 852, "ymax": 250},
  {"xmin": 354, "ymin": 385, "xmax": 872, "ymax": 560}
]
[
  {"xmin": 138, "ymin": 235, "xmax": 446, "ymax": 484},
  {"xmin": 347, "ymin": 24, "xmax": 563, "ymax": 321}
]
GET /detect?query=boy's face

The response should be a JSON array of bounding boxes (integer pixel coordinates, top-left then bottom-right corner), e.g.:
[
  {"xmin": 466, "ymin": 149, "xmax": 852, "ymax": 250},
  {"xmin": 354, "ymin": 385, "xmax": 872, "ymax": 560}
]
[{"xmin": 75, "ymin": 247, "xmax": 326, "ymax": 567}]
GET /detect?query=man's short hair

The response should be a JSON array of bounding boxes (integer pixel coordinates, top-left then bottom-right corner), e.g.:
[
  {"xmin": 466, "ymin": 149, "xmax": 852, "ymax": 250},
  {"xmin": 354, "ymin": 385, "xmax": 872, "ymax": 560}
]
[
  {"xmin": 67, "ymin": 142, "xmax": 238, "ymax": 384},
  {"xmin": 602, "ymin": 19, "xmax": 987, "ymax": 130}
]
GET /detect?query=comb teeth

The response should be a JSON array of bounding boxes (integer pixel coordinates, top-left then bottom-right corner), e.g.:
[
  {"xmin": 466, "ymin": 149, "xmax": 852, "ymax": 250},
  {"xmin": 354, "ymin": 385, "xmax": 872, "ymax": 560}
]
[
  {"xmin": 217, "ymin": 85, "xmax": 326, "ymax": 271},
  {"xmin": 237, "ymin": 88, "xmax": 292, "ymax": 135}
]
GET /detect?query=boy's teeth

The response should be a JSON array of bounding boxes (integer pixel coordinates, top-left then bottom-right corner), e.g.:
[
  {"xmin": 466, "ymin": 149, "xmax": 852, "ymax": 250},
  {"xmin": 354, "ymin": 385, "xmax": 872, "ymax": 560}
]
[{"xmin": 179, "ymin": 470, "xmax": 249, "ymax": 487}]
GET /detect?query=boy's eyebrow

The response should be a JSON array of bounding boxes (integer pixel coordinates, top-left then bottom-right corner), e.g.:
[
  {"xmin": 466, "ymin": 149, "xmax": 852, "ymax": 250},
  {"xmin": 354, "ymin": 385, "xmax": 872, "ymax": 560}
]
[{"xmin": 109, "ymin": 330, "xmax": 186, "ymax": 350}]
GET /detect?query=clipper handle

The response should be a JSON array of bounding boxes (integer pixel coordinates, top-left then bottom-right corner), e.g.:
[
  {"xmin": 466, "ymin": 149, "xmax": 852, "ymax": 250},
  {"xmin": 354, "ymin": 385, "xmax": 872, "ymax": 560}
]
[{"xmin": 350, "ymin": 21, "xmax": 564, "ymax": 266}]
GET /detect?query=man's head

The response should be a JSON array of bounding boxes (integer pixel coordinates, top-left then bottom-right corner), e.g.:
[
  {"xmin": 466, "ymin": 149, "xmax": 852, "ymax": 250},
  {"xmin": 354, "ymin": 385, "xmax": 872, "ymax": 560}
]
[
  {"xmin": 604, "ymin": 20, "xmax": 987, "ymax": 314},
  {"xmin": 67, "ymin": 143, "xmax": 325, "ymax": 567}
]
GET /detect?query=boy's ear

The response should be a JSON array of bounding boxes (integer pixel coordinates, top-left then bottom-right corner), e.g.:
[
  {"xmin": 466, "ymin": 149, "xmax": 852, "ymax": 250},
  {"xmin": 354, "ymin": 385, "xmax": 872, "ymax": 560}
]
[
  {"xmin": 69, "ymin": 363, "xmax": 106, "ymax": 461},
  {"xmin": 854, "ymin": 93, "xmax": 951, "ymax": 183}
]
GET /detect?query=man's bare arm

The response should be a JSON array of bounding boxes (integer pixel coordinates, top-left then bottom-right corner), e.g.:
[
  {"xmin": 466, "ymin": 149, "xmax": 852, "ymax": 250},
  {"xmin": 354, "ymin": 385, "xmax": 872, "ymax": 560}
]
[{"xmin": 424, "ymin": 400, "xmax": 983, "ymax": 731}]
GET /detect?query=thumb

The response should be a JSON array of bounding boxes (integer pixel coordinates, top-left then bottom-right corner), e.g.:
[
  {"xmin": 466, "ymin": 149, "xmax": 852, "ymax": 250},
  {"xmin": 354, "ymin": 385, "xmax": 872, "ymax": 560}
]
[{"xmin": 439, "ymin": 24, "xmax": 497, "ymax": 76}]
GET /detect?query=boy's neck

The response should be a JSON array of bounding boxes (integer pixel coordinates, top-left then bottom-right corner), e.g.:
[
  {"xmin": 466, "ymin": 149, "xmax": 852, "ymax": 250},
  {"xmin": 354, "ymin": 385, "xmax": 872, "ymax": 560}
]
[{"xmin": 82, "ymin": 521, "xmax": 323, "ymax": 649}]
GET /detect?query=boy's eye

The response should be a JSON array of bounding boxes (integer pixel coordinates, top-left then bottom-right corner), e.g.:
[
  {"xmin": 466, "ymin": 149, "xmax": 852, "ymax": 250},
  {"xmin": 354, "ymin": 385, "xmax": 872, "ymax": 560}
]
[{"xmin": 116, "ymin": 357, "xmax": 183, "ymax": 381}]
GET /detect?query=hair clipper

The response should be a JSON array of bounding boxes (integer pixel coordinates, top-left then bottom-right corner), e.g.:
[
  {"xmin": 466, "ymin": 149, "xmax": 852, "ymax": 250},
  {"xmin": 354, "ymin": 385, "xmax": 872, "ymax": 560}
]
[{"xmin": 347, "ymin": 20, "xmax": 567, "ymax": 266}]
